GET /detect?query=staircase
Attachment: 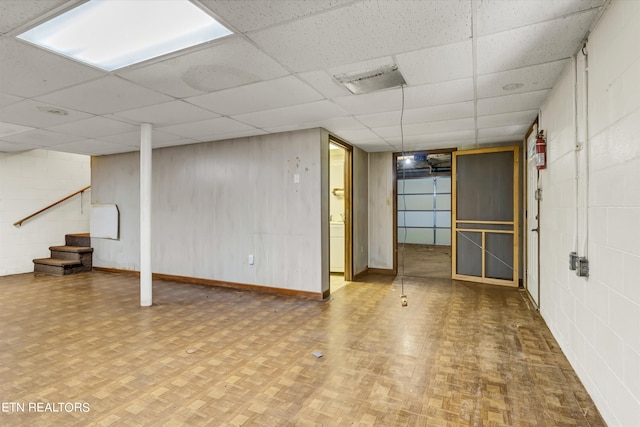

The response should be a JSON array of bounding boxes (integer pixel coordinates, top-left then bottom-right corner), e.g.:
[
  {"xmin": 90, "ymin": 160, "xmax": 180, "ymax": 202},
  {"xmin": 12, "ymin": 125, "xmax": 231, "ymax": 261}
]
[{"xmin": 33, "ymin": 233, "xmax": 93, "ymax": 276}]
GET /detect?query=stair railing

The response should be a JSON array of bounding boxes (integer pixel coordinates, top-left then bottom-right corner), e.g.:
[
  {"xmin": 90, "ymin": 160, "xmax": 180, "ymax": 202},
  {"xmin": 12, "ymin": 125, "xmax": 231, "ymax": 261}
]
[{"xmin": 13, "ymin": 185, "xmax": 91, "ymax": 227}]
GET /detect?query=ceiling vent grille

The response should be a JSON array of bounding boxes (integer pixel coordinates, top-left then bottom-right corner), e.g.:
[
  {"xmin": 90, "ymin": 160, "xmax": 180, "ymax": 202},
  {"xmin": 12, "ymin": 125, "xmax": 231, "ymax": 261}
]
[{"xmin": 334, "ymin": 64, "xmax": 406, "ymax": 95}]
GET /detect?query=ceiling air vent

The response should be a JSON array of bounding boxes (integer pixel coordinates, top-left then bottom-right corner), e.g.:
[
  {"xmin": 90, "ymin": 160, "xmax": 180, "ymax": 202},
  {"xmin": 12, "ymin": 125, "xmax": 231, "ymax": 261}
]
[{"xmin": 334, "ymin": 64, "xmax": 406, "ymax": 95}]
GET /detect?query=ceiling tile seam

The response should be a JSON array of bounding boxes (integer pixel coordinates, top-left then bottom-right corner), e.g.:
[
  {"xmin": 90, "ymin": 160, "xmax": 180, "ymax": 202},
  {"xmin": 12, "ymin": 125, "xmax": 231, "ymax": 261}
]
[
  {"xmin": 476, "ymin": 5, "xmax": 607, "ymax": 38},
  {"xmin": 476, "ymin": 88, "xmax": 552, "ymax": 102},
  {"xmin": 474, "ymin": 57, "xmax": 571, "ymax": 77},
  {"xmin": 471, "ymin": 0, "xmax": 479, "ymax": 147},
  {"xmin": 1, "ymin": 1, "xmax": 80, "ymax": 38},
  {"xmin": 232, "ymin": 0, "xmax": 364, "ymax": 35}
]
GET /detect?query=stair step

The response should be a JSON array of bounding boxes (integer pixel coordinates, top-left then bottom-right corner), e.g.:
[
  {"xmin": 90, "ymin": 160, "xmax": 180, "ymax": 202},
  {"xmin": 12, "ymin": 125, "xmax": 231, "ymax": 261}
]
[
  {"xmin": 65, "ymin": 233, "xmax": 91, "ymax": 247},
  {"xmin": 33, "ymin": 258, "xmax": 91, "ymax": 276},
  {"xmin": 34, "ymin": 258, "xmax": 81, "ymax": 267},
  {"xmin": 50, "ymin": 246, "xmax": 94, "ymax": 253}
]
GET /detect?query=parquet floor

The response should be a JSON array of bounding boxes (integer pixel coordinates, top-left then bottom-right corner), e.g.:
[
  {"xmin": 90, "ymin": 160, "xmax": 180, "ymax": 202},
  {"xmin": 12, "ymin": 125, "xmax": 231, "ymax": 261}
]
[
  {"xmin": 0, "ymin": 271, "xmax": 605, "ymax": 426},
  {"xmin": 398, "ymin": 244, "xmax": 452, "ymax": 280}
]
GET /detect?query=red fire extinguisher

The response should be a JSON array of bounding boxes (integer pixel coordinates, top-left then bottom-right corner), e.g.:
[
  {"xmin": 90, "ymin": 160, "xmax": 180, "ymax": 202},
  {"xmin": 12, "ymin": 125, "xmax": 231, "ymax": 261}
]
[{"xmin": 535, "ymin": 130, "xmax": 547, "ymax": 170}]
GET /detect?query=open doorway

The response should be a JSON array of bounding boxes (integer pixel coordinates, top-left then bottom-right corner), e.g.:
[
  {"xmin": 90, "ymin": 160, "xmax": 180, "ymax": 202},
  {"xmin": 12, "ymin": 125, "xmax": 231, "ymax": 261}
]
[
  {"xmin": 329, "ymin": 139, "xmax": 352, "ymax": 293},
  {"xmin": 394, "ymin": 149, "xmax": 454, "ymax": 279}
]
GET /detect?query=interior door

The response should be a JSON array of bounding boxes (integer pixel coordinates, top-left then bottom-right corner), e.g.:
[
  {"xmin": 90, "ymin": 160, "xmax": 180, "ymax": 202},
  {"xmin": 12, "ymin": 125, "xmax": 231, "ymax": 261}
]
[
  {"xmin": 526, "ymin": 128, "xmax": 540, "ymax": 306},
  {"xmin": 452, "ymin": 146, "xmax": 519, "ymax": 287}
]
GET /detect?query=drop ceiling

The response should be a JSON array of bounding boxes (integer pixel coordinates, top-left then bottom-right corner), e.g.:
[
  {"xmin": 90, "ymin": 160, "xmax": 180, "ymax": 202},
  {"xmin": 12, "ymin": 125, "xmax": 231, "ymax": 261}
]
[{"xmin": 0, "ymin": 0, "xmax": 606, "ymax": 155}]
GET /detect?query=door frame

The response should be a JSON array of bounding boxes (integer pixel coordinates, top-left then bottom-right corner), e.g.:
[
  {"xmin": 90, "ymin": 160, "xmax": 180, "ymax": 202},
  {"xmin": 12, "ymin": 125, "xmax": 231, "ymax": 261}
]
[
  {"xmin": 329, "ymin": 136, "xmax": 353, "ymax": 281},
  {"xmin": 524, "ymin": 121, "xmax": 541, "ymax": 307},
  {"xmin": 392, "ymin": 148, "xmax": 455, "ymax": 275},
  {"xmin": 451, "ymin": 146, "xmax": 520, "ymax": 287}
]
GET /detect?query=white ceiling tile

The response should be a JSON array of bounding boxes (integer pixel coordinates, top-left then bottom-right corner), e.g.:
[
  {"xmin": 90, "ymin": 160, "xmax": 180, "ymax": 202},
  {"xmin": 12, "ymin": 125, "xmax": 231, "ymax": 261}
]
[
  {"xmin": 400, "ymin": 139, "xmax": 475, "ymax": 152},
  {"xmin": 405, "ymin": 79, "xmax": 474, "ymax": 109},
  {"xmin": 0, "ymin": 121, "xmax": 34, "ymax": 138},
  {"xmin": 374, "ymin": 118, "xmax": 475, "ymax": 139},
  {"xmin": 396, "ymin": 40, "xmax": 473, "ymax": 85},
  {"xmin": 356, "ymin": 101, "xmax": 475, "ymax": 128},
  {"xmin": 112, "ymin": 100, "xmax": 220, "ymax": 127},
  {"xmin": 331, "ymin": 128, "xmax": 380, "ymax": 143},
  {"xmin": 475, "ymin": 136, "xmax": 524, "ymax": 145},
  {"xmin": 187, "ymin": 76, "xmax": 323, "ymax": 116},
  {"xmin": 476, "ymin": 0, "xmax": 605, "ymax": 36},
  {"xmin": 159, "ymin": 117, "xmax": 258, "ymax": 140},
  {"xmin": 0, "ymin": 0, "xmax": 69, "ymax": 34},
  {"xmin": 333, "ymin": 88, "xmax": 403, "ymax": 116},
  {"xmin": 200, "ymin": 0, "xmax": 353, "ymax": 33},
  {"xmin": 117, "ymin": 38, "xmax": 289, "ymax": 98},
  {"xmin": 0, "ymin": 140, "xmax": 39, "ymax": 152},
  {"xmin": 477, "ymin": 110, "xmax": 537, "ymax": 129},
  {"xmin": 262, "ymin": 117, "xmax": 362, "ymax": 135},
  {"xmin": 100, "ymin": 129, "xmax": 197, "ymax": 147},
  {"xmin": 234, "ymin": 100, "xmax": 348, "ymax": 129},
  {"xmin": 298, "ymin": 70, "xmax": 351, "ymax": 99},
  {"xmin": 35, "ymin": 76, "xmax": 173, "ymax": 115},
  {"xmin": 0, "ymin": 93, "xmax": 24, "ymax": 108},
  {"xmin": 477, "ymin": 60, "xmax": 569, "ymax": 98},
  {"xmin": 2, "ymin": 129, "xmax": 84, "ymax": 146},
  {"xmin": 49, "ymin": 139, "xmax": 139, "ymax": 156},
  {"xmin": 478, "ymin": 124, "xmax": 530, "ymax": 138},
  {"xmin": 477, "ymin": 10, "xmax": 600, "ymax": 74},
  {"xmin": 477, "ymin": 90, "xmax": 550, "ymax": 116},
  {"xmin": 0, "ymin": 39, "xmax": 106, "ymax": 98},
  {"xmin": 0, "ymin": 99, "xmax": 92, "ymax": 128},
  {"xmin": 351, "ymin": 140, "xmax": 395, "ymax": 152},
  {"xmin": 48, "ymin": 116, "xmax": 139, "ymax": 138},
  {"xmin": 249, "ymin": 0, "xmax": 471, "ymax": 72},
  {"xmin": 386, "ymin": 131, "xmax": 475, "ymax": 147}
]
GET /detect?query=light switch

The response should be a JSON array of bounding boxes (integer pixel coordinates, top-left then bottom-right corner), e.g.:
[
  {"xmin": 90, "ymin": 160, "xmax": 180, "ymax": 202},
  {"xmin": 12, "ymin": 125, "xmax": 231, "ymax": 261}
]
[
  {"xmin": 248, "ymin": 254, "xmax": 254, "ymax": 265},
  {"xmin": 293, "ymin": 173, "xmax": 300, "ymax": 184}
]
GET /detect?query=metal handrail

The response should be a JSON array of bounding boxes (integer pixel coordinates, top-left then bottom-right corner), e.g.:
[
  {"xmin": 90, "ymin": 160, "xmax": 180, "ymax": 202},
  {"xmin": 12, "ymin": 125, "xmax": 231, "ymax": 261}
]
[{"xmin": 13, "ymin": 185, "xmax": 91, "ymax": 227}]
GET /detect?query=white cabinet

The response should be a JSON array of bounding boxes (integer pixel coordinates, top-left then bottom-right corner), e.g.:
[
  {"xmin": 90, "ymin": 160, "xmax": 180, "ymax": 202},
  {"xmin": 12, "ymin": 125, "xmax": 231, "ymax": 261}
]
[{"xmin": 330, "ymin": 222, "xmax": 344, "ymax": 273}]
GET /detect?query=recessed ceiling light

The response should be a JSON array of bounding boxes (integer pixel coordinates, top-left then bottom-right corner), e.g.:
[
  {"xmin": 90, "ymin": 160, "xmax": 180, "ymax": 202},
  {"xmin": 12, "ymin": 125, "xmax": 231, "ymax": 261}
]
[
  {"xmin": 17, "ymin": 0, "xmax": 232, "ymax": 72},
  {"xmin": 502, "ymin": 83, "xmax": 525, "ymax": 91}
]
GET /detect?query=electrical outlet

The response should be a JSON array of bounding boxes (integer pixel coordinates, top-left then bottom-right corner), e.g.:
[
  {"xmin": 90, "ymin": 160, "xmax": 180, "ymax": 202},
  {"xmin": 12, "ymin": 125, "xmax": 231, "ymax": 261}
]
[
  {"xmin": 569, "ymin": 252, "xmax": 578, "ymax": 271},
  {"xmin": 577, "ymin": 257, "xmax": 589, "ymax": 277}
]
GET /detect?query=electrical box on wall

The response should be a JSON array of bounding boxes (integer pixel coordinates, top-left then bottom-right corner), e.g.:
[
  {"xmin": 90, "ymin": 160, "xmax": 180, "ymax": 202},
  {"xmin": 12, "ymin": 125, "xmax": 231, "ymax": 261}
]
[{"xmin": 577, "ymin": 257, "xmax": 589, "ymax": 277}]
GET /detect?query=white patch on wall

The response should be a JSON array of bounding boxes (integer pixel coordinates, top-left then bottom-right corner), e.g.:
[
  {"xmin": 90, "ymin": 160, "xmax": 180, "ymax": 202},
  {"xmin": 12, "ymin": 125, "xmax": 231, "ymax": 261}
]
[{"xmin": 90, "ymin": 204, "xmax": 119, "ymax": 239}]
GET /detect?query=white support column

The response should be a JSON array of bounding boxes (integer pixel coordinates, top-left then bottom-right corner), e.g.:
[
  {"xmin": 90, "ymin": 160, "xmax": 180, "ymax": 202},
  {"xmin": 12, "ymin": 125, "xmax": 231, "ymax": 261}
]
[{"xmin": 140, "ymin": 123, "xmax": 152, "ymax": 307}]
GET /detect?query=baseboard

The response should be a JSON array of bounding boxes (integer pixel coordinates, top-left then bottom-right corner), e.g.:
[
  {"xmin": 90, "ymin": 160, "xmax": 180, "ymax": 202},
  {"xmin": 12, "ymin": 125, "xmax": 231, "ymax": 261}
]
[
  {"xmin": 93, "ymin": 267, "xmax": 324, "ymax": 299},
  {"xmin": 366, "ymin": 268, "xmax": 396, "ymax": 275}
]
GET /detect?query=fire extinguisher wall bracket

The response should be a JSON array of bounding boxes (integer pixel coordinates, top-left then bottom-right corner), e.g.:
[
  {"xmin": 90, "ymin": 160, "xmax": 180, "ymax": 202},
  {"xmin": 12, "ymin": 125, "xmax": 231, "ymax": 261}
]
[{"xmin": 535, "ymin": 130, "xmax": 547, "ymax": 170}]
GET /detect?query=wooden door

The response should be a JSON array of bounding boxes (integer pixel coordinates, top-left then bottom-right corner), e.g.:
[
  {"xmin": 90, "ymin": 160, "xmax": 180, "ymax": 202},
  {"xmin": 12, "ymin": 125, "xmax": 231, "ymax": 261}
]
[{"xmin": 452, "ymin": 147, "xmax": 519, "ymax": 287}]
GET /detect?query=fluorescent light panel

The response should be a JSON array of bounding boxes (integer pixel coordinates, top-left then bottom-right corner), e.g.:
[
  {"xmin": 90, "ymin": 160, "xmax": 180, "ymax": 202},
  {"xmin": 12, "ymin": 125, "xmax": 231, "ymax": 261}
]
[{"xmin": 18, "ymin": 0, "xmax": 232, "ymax": 71}]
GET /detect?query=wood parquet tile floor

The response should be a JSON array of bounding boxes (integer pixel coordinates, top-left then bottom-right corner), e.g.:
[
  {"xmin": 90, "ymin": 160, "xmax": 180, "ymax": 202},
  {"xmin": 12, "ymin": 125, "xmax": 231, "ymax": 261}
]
[{"xmin": 0, "ymin": 271, "xmax": 605, "ymax": 426}]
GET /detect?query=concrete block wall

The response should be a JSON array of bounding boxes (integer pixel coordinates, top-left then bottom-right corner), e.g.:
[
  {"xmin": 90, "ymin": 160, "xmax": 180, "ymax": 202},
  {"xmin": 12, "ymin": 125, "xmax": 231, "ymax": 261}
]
[{"xmin": 538, "ymin": 1, "xmax": 640, "ymax": 425}]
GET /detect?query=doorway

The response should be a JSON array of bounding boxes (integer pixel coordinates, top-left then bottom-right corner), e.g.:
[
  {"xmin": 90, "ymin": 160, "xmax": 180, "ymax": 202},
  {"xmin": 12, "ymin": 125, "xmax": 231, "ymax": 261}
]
[
  {"xmin": 394, "ymin": 150, "xmax": 453, "ymax": 279},
  {"xmin": 329, "ymin": 138, "xmax": 352, "ymax": 293}
]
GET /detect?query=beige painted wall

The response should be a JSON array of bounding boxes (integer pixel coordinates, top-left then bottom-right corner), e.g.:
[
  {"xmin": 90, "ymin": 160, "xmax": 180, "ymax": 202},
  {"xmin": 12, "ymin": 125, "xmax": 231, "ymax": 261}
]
[
  {"xmin": 92, "ymin": 129, "xmax": 327, "ymax": 294},
  {"xmin": 352, "ymin": 146, "xmax": 368, "ymax": 275},
  {"xmin": 368, "ymin": 151, "xmax": 394, "ymax": 270}
]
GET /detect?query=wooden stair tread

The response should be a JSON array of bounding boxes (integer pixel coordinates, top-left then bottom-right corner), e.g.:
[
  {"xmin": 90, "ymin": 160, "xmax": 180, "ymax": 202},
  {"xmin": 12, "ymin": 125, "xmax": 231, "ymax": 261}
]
[
  {"xmin": 49, "ymin": 245, "xmax": 94, "ymax": 253},
  {"xmin": 33, "ymin": 258, "xmax": 82, "ymax": 267}
]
